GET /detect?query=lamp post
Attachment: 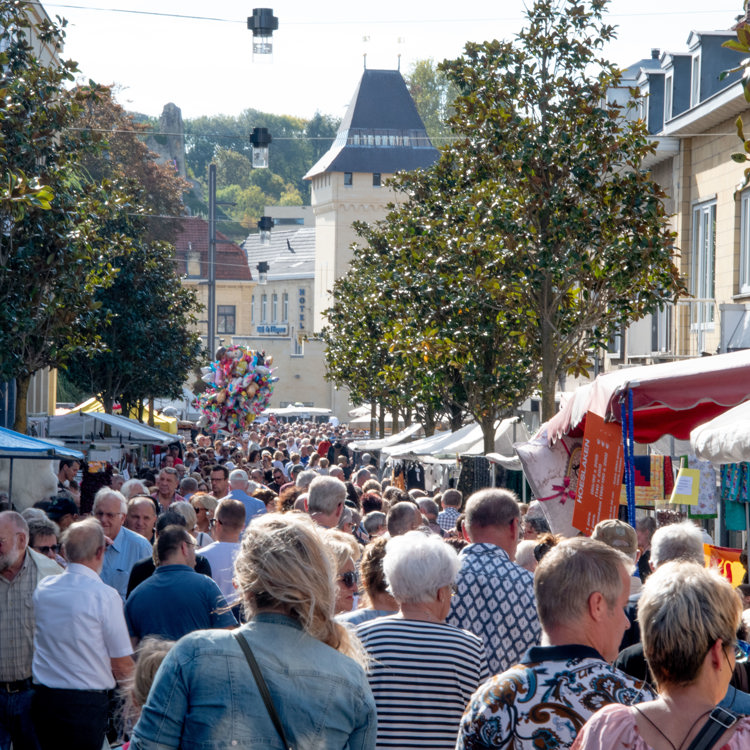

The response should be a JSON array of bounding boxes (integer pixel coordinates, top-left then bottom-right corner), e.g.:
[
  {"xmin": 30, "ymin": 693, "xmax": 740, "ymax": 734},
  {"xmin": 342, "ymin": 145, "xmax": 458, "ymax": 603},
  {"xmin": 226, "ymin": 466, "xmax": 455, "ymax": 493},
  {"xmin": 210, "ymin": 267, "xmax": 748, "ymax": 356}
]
[{"xmin": 247, "ymin": 8, "xmax": 278, "ymax": 62}]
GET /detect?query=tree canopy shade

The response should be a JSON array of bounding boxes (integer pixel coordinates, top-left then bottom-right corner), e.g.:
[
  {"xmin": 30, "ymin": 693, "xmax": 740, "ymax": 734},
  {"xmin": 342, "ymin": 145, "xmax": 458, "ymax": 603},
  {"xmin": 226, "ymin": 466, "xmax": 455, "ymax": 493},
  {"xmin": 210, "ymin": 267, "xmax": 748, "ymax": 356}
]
[
  {"xmin": 323, "ymin": 0, "xmax": 684, "ymax": 443},
  {"xmin": 0, "ymin": 3, "xmax": 127, "ymax": 432}
]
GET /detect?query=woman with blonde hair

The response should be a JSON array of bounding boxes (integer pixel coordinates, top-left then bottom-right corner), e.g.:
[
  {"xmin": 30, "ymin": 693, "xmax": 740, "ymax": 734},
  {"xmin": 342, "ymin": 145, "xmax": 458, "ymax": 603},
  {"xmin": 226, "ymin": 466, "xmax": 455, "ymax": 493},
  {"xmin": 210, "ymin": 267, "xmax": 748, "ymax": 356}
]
[
  {"xmin": 574, "ymin": 561, "xmax": 750, "ymax": 750},
  {"xmin": 129, "ymin": 513, "xmax": 375, "ymax": 749}
]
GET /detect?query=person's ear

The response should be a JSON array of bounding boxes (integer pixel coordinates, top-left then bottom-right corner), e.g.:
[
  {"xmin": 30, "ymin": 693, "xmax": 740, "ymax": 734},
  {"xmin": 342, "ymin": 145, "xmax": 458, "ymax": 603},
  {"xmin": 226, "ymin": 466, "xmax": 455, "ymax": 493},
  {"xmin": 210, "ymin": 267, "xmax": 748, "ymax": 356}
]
[
  {"xmin": 587, "ymin": 590, "xmax": 607, "ymax": 622},
  {"xmin": 708, "ymin": 638, "xmax": 725, "ymax": 671}
]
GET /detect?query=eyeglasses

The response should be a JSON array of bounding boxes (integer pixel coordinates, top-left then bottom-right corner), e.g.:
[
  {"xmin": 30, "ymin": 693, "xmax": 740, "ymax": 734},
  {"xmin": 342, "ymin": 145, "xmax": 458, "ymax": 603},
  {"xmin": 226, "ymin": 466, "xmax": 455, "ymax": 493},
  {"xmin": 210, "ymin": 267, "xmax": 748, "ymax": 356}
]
[
  {"xmin": 449, "ymin": 583, "xmax": 459, "ymax": 596},
  {"xmin": 338, "ymin": 571, "xmax": 359, "ymax": 589},
  {"xmin": 735, "ymin": 640, "xmax": 750, "ymax": 662},
  {"xmin": 34, "ymin": 544, "xmax": 60, "ymax": 555},
  {"xmin": 94, "ymin": 511, "xmax": 122, "ymax": 520}
]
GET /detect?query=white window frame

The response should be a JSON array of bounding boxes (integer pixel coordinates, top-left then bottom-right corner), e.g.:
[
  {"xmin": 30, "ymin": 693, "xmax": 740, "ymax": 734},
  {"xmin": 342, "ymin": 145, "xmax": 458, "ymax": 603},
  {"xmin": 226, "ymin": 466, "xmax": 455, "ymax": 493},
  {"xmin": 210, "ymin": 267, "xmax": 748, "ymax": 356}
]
[
  {"xmin": 664, "ymin": 73, "xmax": 673, "ymax": 122},
  {"xmin": 691, "ymin": 200, "xmax": 716, "ymax": 329},
  {"xmin": 741, "ymin": 191, "xmax": 750, "ymax": 294},
  {"xmin": 260, "ymin": 294, "xmax": 267, "ymax": 323},
  {"xmin": 271, "ymin": 293, "xmax": 278, "ymax": 322},
  {"xmin": 691, "ymin": 54, "xmax": 701, "ymax": 107},
  {"xmin": 282, "ymin": 291, "xmax": 289, "ymax": 322}
]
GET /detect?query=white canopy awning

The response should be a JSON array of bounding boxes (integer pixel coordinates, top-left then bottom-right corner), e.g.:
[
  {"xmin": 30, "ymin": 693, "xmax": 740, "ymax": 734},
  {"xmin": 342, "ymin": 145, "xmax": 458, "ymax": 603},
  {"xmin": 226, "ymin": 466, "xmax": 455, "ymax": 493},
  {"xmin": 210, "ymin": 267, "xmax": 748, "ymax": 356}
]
[
  {"xmin": 349, "ymin": 423, "xmax": 423, "ymax": 452},
  {"xmin": 691, "ymin": 400, "xmax": 750, "ymax": 464},
  {"xmin": 35, "ymin": 412, "xmax": 175, "ymax": 447}
]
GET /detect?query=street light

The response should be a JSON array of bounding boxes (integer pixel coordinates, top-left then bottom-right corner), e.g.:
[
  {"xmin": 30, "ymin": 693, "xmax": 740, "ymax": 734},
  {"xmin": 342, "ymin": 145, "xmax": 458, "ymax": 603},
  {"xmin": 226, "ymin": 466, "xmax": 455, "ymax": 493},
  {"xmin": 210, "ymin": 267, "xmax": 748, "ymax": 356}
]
[
  {"xmin": 256, "ymin": 261, "xmax": 269, "ymax": 284},
  {"xmin": 247, "ymin": 8, "xmax": 278, "ymax": 62},
  {"xmin": 249, "ymin": 127, "xmax": 272, "ymax": 168},
  {"xmin": 258, "ymin": 215, "xmax": 274, "ymax": 244}
]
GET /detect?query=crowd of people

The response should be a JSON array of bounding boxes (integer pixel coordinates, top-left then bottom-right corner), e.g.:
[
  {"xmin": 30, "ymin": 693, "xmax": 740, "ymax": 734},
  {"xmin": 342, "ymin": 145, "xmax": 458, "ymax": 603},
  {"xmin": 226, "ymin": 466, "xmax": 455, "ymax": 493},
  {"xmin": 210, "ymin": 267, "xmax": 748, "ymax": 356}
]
[{"xmin": 2, "ymin": 419, "xmax": 750, "ymax": 749}]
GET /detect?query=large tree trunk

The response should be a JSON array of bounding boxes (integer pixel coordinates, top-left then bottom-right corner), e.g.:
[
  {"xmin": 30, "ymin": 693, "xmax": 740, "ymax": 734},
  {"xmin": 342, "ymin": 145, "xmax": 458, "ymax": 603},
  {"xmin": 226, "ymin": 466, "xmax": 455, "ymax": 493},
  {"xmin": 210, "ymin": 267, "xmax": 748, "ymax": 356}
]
[
  {"xmin": 369, "ymin": 401, "xmax": 377, "ymax": 437},
  {"xmin": 449, "ymin": 402, "xmax": 463, "ymax": 432},
  {"xmin": 148, "ymin": 397, "xmax": 155, "ymax": 427},
  {"xmin": 481, "ymin": 415, "xmax": 496, "ymax": 455},
  {"xmin": 540, "ymin": 282, "xmax": 558, "ymax": 423},
  {"xmin": 12, "ymin": 373, "xmax": 30, "ymax": 434},
  {"xmin": 378, "ymin": 400, "xmax": 386, "ymax": 438},
  {"xmin": 423, "ymin": 403, "xmax": 436, "ymax": 437}
]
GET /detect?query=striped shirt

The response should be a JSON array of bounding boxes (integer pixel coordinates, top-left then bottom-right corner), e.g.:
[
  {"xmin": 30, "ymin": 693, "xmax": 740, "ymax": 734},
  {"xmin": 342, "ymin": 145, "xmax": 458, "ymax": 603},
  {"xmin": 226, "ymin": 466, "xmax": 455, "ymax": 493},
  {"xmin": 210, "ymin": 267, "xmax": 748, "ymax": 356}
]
[{"xmin": 356, "ymin": 615, "xmax": 488, "ymax": 749}]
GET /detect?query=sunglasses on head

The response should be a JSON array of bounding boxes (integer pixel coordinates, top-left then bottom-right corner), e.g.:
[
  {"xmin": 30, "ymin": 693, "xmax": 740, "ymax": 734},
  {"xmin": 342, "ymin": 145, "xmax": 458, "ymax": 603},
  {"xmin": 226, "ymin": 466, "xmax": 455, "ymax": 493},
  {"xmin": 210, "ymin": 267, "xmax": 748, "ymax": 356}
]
[{"xmin": 338, "ymin": 571, "xmax": 359, "ymax": 589}]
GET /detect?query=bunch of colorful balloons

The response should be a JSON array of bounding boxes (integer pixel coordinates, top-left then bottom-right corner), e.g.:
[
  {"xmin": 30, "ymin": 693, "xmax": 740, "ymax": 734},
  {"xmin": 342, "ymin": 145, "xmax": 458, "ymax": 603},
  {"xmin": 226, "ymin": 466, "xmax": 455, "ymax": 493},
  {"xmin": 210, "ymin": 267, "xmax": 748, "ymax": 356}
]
[{"xmin": 196, "ymin": 346, "xmax": 277, "ymax": 433}]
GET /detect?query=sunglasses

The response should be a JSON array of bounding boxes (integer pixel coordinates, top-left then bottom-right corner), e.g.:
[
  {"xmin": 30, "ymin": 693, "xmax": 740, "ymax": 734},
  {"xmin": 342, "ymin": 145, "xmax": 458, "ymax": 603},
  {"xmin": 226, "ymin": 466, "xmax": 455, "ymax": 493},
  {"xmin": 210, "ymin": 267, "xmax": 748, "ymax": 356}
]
[
  {"xmin": 34, "ymin": 544, "xmax": 60, "ymax": 555},
  {"xmin": 338, "ymin": 571, "xmax": 359, "ymax": 589}
]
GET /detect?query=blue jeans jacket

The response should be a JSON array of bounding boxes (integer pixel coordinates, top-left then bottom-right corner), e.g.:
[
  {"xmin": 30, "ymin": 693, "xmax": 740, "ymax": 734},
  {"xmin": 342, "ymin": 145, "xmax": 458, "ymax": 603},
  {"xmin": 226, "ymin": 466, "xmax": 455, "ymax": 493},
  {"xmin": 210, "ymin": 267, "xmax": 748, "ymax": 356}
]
[{"xmin": 129, "ymin": 613, "xmax": 376, "ymax": 749}]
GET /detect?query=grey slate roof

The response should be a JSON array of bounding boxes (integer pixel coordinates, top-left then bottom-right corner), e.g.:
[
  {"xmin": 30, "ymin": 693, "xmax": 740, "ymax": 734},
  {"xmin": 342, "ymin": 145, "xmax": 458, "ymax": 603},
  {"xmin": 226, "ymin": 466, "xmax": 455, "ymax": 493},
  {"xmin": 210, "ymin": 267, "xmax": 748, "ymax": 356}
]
[
  {"xmin": 304, "ymin": 69, "xmax": 439, "ymax": 179},
  {"xmin": 242, "ymin": 226, "xmax": 316, "ymax": 280}
]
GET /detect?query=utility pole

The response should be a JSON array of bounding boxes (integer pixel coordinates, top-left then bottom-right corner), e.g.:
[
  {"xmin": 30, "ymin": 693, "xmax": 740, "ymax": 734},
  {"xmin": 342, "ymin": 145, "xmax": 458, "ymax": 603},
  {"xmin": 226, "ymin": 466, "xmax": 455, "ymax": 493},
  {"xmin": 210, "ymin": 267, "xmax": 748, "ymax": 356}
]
[{"xmin": 207, "ymin": 164, "xmax": 217, "ymax": 357}]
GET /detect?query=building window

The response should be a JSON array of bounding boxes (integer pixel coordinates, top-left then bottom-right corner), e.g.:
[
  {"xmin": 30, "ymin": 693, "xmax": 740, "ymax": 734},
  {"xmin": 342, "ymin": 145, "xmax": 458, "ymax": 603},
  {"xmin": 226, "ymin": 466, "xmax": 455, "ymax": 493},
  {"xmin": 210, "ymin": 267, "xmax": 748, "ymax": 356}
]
[
  {"xmin": 292, "ymin": 331, "xmax": 304, "ymax": 357},
  {"xmin": 373, "ymin": 172, "xmax": 381, "ymax": 187},
  {"xmin": 261, "ymin": 294, "xmax": 267, "ymax": 323},
  {"xmin": 344, "ymin": 172, "xmax": 353, "ymax": 186},
  {"xmin": 187, "ymin": 244, "xmax": 201, "ymax": 277},
  {"xmin": 282, "ymin": 291, "xmax": 289, "ymax": 322},
  {"xmin": 271, "ymin": 293, "xmax": 278, "ymax": 322},
  {"xmin": 691, "ymin": 200, "xmax": 716, "ymax": 327},
  {"xmin": 251, "ymin": 295, "xmax": 255, "ymax": 323},
  {"xmin": 664, "ymin": 74, "xmax": 673, "ymax": 122},
  {"xmin": 217, "ymin": 305, "xmax": 236, "ymax": 335},
  {"xmin": 691, "ymin": 54, "xmax": 701, "ymax": 107},
  {"xmin": 741, "ymin": 191, "xmax": 750, "ymax": 294}
]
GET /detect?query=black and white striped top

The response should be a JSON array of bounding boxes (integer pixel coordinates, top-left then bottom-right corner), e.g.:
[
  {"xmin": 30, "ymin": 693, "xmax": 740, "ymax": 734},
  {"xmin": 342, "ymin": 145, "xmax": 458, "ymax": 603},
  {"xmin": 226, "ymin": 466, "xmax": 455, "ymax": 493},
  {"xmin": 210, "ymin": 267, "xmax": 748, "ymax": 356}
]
[{"xmin": 356, "ymin": 615, "xmax": 488, "ymax": 749}]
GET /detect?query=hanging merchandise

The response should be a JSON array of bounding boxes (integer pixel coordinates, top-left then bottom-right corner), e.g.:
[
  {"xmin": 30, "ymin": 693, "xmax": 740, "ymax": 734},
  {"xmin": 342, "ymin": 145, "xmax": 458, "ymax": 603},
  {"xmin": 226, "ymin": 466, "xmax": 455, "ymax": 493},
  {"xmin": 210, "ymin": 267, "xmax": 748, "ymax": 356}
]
[
  {"xmin": 618, "ymin": 455, "xmax": 675, "ymax": 507},
  {"xmin": 456, "ymin": 455, "xmax": 492, "ymax": 497},
  {"xmin": 686, "ymin": 456, "xmax": 718, "ymax": 519},
  {"xmin": 514, "ymin": 428, "xmax": 582, "ymax": 537},
  {"xmin": 669, "ymin": 456, "xmax": 701, "ymax": 506}
]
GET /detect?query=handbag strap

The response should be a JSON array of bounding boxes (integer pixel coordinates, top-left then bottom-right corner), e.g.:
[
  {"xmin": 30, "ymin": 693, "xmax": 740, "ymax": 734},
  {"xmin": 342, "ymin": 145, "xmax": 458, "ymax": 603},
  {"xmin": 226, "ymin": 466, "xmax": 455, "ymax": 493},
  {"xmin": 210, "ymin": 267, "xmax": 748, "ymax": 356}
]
[
  {"xmin": 685, "ymin": 706, "xmax": 738, "ymax": 750},
  {"xmin": 233, "ymin": 632, "xmax": 292, "ymax": 750}
]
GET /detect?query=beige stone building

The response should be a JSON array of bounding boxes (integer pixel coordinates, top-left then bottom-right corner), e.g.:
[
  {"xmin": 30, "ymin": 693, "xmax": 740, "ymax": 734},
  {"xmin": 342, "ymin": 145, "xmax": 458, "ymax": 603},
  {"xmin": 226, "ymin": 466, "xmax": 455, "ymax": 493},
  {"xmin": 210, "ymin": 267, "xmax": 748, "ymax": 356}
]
[
  {"xmin": 606, "ymin": 29, "xmax": 750, "ymax": 367},
  {"xmin": 173, "ymin": 216, "xmax": 256, "ymax": 349}
]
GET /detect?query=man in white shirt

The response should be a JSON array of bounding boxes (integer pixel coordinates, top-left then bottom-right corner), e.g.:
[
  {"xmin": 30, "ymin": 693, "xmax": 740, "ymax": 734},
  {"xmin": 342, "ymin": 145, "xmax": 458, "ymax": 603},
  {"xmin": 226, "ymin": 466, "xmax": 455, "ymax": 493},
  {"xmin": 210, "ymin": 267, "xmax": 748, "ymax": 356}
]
[
  {"xmin": 198, "ymin": 498, "xmax": 245, "ymax": 605},
  {"xmin": 31, "ymin": 518, "xmax": 133, "ymax": 750}
]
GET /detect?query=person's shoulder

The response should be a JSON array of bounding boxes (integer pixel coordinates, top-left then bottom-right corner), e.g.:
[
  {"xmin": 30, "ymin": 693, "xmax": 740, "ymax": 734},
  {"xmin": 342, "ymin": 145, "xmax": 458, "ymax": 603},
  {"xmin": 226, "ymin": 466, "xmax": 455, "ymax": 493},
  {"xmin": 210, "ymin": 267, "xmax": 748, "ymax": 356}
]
[
  {"xmin": 603, "ymin": 662, "xmax": 657, "ymax": 701},
  {"xmin": 28, "ymin": 547, "xmax": 63, "ymax": 579},
  {"xmin": 121, "ymin": 526, "xmax": 152, "ymax": 551}
]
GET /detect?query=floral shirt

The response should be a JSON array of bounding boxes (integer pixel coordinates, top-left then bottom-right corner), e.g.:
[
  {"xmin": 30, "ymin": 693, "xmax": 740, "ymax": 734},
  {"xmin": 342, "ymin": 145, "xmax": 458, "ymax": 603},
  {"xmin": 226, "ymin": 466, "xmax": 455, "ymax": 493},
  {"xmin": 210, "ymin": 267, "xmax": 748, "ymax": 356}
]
[
  {"xmin": 456, "ymin": 644, "xmax": 656, "ymax": 750},
  {"xmin": 448, "ymin": 543, "xmax": 541, "ymax": 675}
]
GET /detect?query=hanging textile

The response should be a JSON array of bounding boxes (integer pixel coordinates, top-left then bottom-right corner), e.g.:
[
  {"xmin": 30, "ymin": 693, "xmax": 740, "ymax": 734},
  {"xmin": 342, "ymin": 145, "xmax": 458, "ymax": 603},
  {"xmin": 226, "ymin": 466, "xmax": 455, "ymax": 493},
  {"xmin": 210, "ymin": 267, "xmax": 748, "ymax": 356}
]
[
  {"xmin": 686, "ymin": 456, "xmax": 718, "ymax": 519},
  {"xmin": 617, "ymin": 455, "xmax": 674, "ymax": 507}
]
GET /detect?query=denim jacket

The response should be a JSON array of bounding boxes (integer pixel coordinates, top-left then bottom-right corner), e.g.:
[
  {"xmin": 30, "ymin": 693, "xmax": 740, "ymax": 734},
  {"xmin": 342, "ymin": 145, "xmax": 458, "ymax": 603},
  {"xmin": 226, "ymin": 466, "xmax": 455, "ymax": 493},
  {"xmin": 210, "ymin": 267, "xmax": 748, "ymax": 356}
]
[{"xmin": 129, "ymin": 613, "xmax": 376, "ymax": 749}]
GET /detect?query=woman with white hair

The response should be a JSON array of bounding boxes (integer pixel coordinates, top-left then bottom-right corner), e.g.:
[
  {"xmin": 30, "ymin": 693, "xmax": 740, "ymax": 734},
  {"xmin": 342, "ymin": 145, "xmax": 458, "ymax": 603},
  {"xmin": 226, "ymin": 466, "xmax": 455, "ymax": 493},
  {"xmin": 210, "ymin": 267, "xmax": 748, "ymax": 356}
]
[
  {"xmin": 356, "ymin": 531, "xmax": 488, "ymax": 749},
  {"xmin": 574, "ymin": 561, "xmax": 750, "ymax": 750},
  {"xmin": 129, "ymin": 513, "xmax": 375, "ymax": 749}
]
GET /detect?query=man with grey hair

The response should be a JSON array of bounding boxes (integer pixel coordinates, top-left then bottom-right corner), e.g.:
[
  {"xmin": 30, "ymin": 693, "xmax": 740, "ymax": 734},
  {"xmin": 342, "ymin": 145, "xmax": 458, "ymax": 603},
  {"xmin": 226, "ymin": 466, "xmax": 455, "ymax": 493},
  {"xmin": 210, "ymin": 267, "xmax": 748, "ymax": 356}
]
[
  {"xmin": 93, "ymin": 488, "xmax": 151, "ymax": 601},
  {"xmin": 0, "ymin": 511, "xmax": 61, "ymax": 750},
  {"xmin": 386, "ymin": 501, "xmax": 422, "ymax": 537},
  {"xmin": 31, "ymin": 518, "xmax": 133, "ymax": 750},
  {"xmin": 226, "ymin": 468, "xmax": 265, "ymax": 527},
  {"xmin": 306, "ymin": 475, "xmax": 346, "ymax": 529},
  {"xmin": 457, "ymin": 537, "xmax": 655, "ymax": 750},
  {"xmin": 296, "ymin": 469, "xmax": 317, "ymax": 491},
  {"xmin": 448, "ymin": 488, "xmax": 541, "ymax": 675},
  {"xmin": 417, "ymin": 497, "xmax": 443, "ymax": 536}
]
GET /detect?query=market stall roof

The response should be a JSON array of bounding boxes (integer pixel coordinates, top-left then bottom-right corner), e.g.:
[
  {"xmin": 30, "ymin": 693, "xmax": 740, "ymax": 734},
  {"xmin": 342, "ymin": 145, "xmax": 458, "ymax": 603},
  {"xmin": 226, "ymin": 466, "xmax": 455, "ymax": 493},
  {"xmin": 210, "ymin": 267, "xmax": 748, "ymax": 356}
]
[
  {"xmin": 36, "ymin": 412, "xmax": 175, "ymax": 447},
  {"xmin": 264, "ymin": 405, "xmax": 332, "ymax": 418},
  {"xmin": 349, "ymin": 423, "xmax": 423, "ymax": 452},
  {"xmin": 691, "ymin": 400, "xmax": 750, "ymax": 464},
  {"xmin": 0, "ymin": 427, "xmax": 83, "ymax": 460},
  {"xmin": 382, "ymin": 422, "xmax": 478, "ymax": 458},
  {"xmin": 546, "ymin": 350, "xmax": 750, "ymax": 444},
  {"xmin": 69, "ymin": 397, "xmax": 178, "ymax": 434}
]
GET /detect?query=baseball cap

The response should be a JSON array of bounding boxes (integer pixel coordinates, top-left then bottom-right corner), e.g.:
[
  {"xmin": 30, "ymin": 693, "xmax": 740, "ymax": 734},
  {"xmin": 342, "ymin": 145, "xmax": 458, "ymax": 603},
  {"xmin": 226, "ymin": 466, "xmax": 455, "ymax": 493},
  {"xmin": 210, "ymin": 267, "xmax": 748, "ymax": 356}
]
[{"xmin": 591, "ymin": 519, "xmax": 638, "ymax": 556}]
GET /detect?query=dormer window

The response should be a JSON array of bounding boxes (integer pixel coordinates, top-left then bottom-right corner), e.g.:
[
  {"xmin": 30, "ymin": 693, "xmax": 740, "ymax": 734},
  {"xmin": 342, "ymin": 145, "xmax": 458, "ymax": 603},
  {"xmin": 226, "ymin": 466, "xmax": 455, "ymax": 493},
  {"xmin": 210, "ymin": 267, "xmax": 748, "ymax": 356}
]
[
  {"xmin": 691, "ymin": 54, "xmax": 701, "ymax": 107},
  {"xmin": 344, "ymin": 172, "xmax": 353, "ymax": 186},
  {"xmin": 664, "ymin": 74, "xmax": 673, "ymax": 122}
]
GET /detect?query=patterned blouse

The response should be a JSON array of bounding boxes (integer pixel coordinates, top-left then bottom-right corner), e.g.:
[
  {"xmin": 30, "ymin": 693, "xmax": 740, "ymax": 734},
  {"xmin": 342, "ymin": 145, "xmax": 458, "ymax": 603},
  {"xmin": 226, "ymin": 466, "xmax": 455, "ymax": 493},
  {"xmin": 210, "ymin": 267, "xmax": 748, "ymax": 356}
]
[{"xmin": 456, "ymin": 644, "xmax": 656, "ymax": 750}]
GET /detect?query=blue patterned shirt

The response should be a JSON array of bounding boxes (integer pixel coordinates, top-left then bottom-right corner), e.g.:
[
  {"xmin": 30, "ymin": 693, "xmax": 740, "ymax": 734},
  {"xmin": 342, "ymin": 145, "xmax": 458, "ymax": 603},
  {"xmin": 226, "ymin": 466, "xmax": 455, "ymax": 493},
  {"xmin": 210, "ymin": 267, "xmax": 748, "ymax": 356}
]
[
  {"xmin": 456, "ymin": 644, "xmax": 656, "ymax": 750},
  {"xmin": 437, "ymin": 506, "xmax": 461, "ymax": 532},
  {"xmin": 447, "ymin": 543, "xmax": 540, "ymax": 675}
]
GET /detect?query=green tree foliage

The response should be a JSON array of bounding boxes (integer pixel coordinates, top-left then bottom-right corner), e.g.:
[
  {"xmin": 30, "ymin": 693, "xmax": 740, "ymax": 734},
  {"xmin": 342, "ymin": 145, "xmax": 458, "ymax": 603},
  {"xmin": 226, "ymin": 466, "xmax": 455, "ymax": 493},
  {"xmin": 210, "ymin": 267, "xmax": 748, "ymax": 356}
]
[
  {"xmin": 65, "ymin": 88, "xmax": 202, "ymax": 414},
  {"xmin": 722, "ymin": 5, "xmax": 750, "ymax": 176},
  {"xmin": 0, "ymin": 3, "xmax": 126, "ymax": 432},
  {"xmin": 437, "ymin": 0, "xmax": 683, "ymax": 420},
  {"xmin": 405, "ymin": 59, "xmax": 459, "ymax": 146},
  {"xmin": 185, "ymin": 109, "xmax": 339, "ymax": 205},
  {"xmin": 325, "ymin": 0, "xmax": 684, "ymax": 441}
]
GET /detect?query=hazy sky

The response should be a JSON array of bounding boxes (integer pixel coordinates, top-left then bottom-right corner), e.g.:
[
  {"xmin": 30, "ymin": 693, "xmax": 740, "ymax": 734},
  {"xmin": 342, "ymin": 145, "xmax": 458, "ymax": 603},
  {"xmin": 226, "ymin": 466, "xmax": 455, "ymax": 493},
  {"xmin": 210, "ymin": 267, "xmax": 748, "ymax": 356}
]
[{"xmin": 44, "ymin": 0, "xmax": 742, "ymax": 122}]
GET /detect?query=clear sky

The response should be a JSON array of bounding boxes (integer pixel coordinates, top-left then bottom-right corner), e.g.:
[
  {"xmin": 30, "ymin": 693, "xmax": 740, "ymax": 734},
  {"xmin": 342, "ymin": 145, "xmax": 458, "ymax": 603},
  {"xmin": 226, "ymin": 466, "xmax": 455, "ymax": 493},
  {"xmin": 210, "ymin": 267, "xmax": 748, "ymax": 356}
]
[{"xmin": 44, "ymin": 0, "xmax": 741, "ymax": 122}]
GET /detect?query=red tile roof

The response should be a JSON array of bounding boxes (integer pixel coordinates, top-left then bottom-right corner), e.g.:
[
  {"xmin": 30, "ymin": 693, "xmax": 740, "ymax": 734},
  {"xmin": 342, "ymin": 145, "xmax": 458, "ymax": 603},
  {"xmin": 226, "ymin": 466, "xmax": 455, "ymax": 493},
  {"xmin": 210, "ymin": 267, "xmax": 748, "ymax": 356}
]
[{"xmin": 171, "ymin": 217, "xmax": 253, "ymax": 281}]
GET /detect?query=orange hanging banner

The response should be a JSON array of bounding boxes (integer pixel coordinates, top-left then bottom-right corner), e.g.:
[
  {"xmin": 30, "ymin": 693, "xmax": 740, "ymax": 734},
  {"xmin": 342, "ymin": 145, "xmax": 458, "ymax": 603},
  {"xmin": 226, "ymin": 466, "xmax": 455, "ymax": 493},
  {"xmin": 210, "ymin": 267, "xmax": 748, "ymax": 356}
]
[
  {"xmin": 572, "ymin": 411, "xmax": 625, "ymax": 536},
  {"xmin": 704, "ymin": 544, "xmax": 746, "ymax": 588}
]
